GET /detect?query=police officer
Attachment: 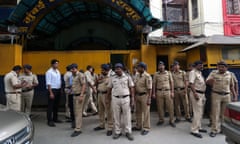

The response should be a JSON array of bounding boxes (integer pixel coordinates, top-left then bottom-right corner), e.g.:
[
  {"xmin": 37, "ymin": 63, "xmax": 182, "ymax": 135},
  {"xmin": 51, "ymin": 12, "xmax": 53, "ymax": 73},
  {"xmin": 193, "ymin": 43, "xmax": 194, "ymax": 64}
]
[
  {"xmin": 70, "ymin": 64, "xmax": 86, "ymax": 137},
  {"xmin": 107, "ymin": 63, "xmax": 135, "ymax": 141},
  {"xmin": 83, "ymin": 65, "xmax": 98, "ymax": 116},
  {"xmin": 172, "ymin": 61, "xmax": 191, "ymax": 123},
  {"xmin": 186, "ymin": 64, "xmax": 195, "ymax": 117},
  {"xmin": 4, "ymin": 65, "xmax": 27, "ymax": 111},
  {"xmin": 64, "ymin": 65, "xmax": 72, "ymax": 120},
  {"xmin": 189, "ymin": 61, "xmax": 207, "ymax": 138},
  {"xmin": 152, "ymin": 61, "xmax": 176, "ymax": 128},
  {"xmin": 94, "ymin": 64, "xmax": 113, "ymax": 136},
  {"xmin": 19, "ymin": 64, "xmax": 39, "ymax": 116},
  {"xmin": 206, "ymin": 61, "xmax": 237, "ymax": 137},
  {"xmin": 132, "ymin": 62, "xmax": 152, "ymax": 135}
]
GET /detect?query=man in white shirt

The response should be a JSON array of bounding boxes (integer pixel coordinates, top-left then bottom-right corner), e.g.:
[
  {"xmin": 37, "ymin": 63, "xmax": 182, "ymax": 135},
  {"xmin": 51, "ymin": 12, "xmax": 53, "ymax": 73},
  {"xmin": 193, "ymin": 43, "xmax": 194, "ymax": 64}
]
[{"xmin": 45, "ymin": 59, "xmax": 62, "ymax": 127}]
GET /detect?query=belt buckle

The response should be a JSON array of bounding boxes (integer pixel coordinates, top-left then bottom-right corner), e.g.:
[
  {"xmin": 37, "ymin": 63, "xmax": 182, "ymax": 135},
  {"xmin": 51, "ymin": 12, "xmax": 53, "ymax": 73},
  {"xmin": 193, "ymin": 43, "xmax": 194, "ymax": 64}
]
[{"xmin": 177, "ymin": 88, "xmax": 180, "ymax": 91}]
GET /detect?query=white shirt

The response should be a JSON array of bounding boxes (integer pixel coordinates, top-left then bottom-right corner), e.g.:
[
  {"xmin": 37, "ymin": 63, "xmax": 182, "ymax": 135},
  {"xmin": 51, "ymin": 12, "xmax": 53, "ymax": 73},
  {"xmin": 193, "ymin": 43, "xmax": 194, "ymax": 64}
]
[{"xmin": 45, "ymin": 67, "xmax": 61, "ymax": 89}]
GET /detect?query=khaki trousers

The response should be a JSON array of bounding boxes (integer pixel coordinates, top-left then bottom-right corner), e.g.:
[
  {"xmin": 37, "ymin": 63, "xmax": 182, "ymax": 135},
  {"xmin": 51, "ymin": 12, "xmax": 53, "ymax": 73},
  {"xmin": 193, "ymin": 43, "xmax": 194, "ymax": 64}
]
[
  {"xmin": 83, "ymin": 88, "xmax": 97, "ymax": 114},
  {"xmin": 74, "ymin": 95, "xmax": 85, "ymax": 132},
  {"xmin": 135, "ymin": 94, "xmax": 150, "ymax": 130},
  {"xmin": 187, "ymin": 88, "xmax": 193, "ymax": 116},
  {"xmin": 211, "ymin": 93, "xmax": 231, "ymax": 133},
  {"xmin": 64, "ymin": 88, "xmax": 70, "ymax": 118},
  {"xmin": 98, "ymin": 93, "xmax": 113, "ymax": 130},
  {"xmin": 174, "ymin": 89, "xmax": 190, "ymax": 119},
  {"xmin": 190, "ymin": 91, "xmax": 205, "ymax": 133},
  {"xmin": 6, "ymin": 93, "xmax": 21, "ymax": 111},
  {"xmin": 112, "ymin": 96, "xmax": 132, "ymax": 134},
  {"xmin": 21, "ymin": 90, "xmax": 34, "ymax": 115},
  {"xmin": 156, "ymin": 90, "xmax": 174, "ymax": 123}
]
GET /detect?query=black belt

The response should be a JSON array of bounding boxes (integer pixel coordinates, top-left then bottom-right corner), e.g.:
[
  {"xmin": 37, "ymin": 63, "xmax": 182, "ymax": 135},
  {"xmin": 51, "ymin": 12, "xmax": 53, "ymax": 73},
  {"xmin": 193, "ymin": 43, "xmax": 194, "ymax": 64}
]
[
  {"xmin": 212, "ymin": 91, "xmax": 230, "ymax": 95},
  {"xmin": 98, "ymin": 91, "xmax": 107, "ymax": 94},
  {"xmin": 52, "ymin": 88, "xmax": 61, "ymax": 90},
  {"xmin": 136, "ymin": 92, "xmax": 147, "ymax": 96},
  {"xmin": 22, "ymin": 89, "xmax": 33, "ymax": 93},
  {"xmin": 157, "ymin": 89, "xmax": 170, "ymax": 91},
  {"xmin": 195, "ymin": 90, "xmax": 205, "ymax": 94},
  {"xmin": 114, "ymin": 95, "xmax": 129, "ymax": 98},
  {"xmin": 174, "ymin": 88, "xmax": 185, "ymax": 91},
  {"xmin": 73, "ymin": 93, "xmax": 81, "ymax": 96},
  {"xmin": 6, "ymin": 92, "xmax": 21, "ymax": 94}
]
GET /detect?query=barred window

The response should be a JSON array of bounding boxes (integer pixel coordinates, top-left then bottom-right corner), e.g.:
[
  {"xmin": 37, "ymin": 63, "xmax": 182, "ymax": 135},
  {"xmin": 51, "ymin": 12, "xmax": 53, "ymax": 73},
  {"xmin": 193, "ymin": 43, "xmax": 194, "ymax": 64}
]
[
  {"xmin": 191, "ymin": 0, "xmax": 198, "ymax": 20},
  {"xmin": 227, "ymin": 0, "xmax": 240, "ymax": 15},
  {"xmin": 222, "ymin": 46, "xmax": 240, "ymax": 60}
]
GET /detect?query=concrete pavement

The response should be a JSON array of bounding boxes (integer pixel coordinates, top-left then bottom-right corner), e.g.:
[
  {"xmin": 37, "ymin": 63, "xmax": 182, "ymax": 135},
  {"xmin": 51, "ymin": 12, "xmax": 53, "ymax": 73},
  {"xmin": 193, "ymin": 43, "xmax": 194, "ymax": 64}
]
[{"xmin": 32, "ymin": 112, "xmax": 226, "ymax": 144}]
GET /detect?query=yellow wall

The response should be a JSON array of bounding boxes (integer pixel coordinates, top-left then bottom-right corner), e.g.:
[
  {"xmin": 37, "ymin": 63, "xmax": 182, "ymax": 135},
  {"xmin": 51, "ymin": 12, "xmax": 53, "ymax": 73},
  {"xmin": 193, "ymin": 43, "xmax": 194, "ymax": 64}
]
[
  {"xmin": 0, "ymin": 44, "xmax": 22, "ymax": 75},
  {"xmin": 23, "ymin": 50, "xmax": 140, "ymax": 74},
  {"xmin": 206, "ymin": 45, "xmax": 240, "ymax": 68},
  {"xmin": 141, "ymin": 45, "xmax": 156, "ymax": 74},
  {"xmin": 186, "ymin": 47, "xmax": 201, "ymax": 66},
  {"xmin": 156, "ymin": 45, "xmax": 187, "ymax": 69},
  {"xmin": 141, "ymin": 44, "xmax": 187, "ymax": 73},
  {"xmin": 206, "ymin": 45, "xmax": 221, "ymax": 68}
]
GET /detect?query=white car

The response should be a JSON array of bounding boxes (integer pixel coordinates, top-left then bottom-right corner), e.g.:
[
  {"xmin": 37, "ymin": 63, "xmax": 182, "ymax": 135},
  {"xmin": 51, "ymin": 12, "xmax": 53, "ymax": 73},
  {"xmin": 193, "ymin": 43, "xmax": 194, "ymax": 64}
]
[{"xmin": 0, "ymin": 104, "xmax": 34, "ymax": 144}]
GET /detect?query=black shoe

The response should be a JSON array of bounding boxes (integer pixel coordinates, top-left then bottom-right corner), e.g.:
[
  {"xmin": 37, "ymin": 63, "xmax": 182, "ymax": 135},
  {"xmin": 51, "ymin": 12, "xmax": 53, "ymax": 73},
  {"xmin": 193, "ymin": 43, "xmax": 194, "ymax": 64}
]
[
  {"xmin": 113, "ymin": 133, "xmax": 121, "ymax": 139},
  {"xmin": 141, "ymin": 130, "xmax": 149, "ymax": 135},
  {"xmin": 190, "ymin": 132, "xmax": 202, "ymax": 138},
  {"xmin": 199, "ymin": 129, "xmax": 207, "ymax": 133},
  {"xmin": 94, "ymin": 126, "xmax": 105, "ymax": 131},
  {"xmin": 106, "ymin": 130, "xmax": 112, "ymax": 136},
  {"xmin": 92, "ymin": 112, "xmax": 98, "ymax": 116},
  {"xmin": 71, "ymin": 131, "xmax": 82, "ymax": 137},
  {"xmin": 53, "ymin": 120, "xmax": 63, "ymax": 123},
  {"xmin": 126, "ymin": 133, "xmax": 134, "ymax": 141},
  {"xmin": 209, "ymin": 132, "xmax": 217, "ymax": 137},
  {"xmin": 175, "ymin": 118, "xmax": 181, "ymax": 123},
  {"xmin": 47, "ymin": 121, "xmax": 56, "ymax": 127},
  {"xmin": 156, "ymin": 121, "xmax": 164, "ymax": 126},
  {"xmin": 169, "ymin": 122, "xmax": 176, "ymax": 128},
  {"xmin": 186, "ymin": 118, "xmax": 192, "ymax": 123},
  {"xmin": 132, "ymin": 127, "xmax": 141, "ymax": 131}
]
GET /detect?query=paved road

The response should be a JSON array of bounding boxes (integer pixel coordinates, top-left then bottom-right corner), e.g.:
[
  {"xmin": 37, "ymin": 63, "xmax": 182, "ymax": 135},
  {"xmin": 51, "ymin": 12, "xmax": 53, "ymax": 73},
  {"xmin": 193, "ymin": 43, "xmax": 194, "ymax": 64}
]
[{"xmin": 32, "ymin": 112, "xmax": 226, "ymax": 144}]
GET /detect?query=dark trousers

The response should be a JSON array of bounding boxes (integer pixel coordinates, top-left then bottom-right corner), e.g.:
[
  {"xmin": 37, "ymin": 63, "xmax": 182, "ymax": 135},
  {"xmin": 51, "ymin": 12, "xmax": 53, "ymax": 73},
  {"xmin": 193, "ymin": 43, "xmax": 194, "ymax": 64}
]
[
  {"xmin": 47, "ymin": 89, "xmax": 61, "ymax": 122},
  {"xmin": 68, "ymin": 94, "xmax": 75, "ymax": 121}
]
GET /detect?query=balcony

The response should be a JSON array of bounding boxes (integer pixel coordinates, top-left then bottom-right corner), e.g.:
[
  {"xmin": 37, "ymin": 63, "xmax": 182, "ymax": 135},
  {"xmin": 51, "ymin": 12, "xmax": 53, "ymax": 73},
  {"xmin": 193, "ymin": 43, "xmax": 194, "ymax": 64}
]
[{"xmin": 163, "ymin": 21, "xmax": 190, "ymax": 35}]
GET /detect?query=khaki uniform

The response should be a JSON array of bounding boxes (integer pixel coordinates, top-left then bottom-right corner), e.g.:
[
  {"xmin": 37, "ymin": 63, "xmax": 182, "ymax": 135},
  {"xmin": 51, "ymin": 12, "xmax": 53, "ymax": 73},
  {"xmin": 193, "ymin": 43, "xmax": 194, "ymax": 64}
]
[
  {"xmin": 230, "ymin": 72, "xmax": 238, "ymax": 100},
  {"xmin": 153, "ymin": 71, "xmax": 174, "ymax": 123},
  {"xmin": 72, "ymin": 71, "xmax": 86, "ymax": 132},
  {"xmin": 64, "ymin": 71, "xmax": 72, "ymax": 118},
  {"xmin": 97, "ymin": 74, "xmax": 113, "ymax": 130},
  {"xmin": 207, "ymin": 70, "xmax": 233, "ymax": 133},
  {"xmin": 135, "ymin": 71, "xmax": 152, "ymax": 131},
  {"xmin": 189, "ymin": 69, "xmax": 206, "ymax": 133},
  {"xmin": 172, "ymin": 70, "xmax": 190, "ymax": 120},
  {"xmin": 83, "ymin": 71, "xmax": 97, "ymax": 114},
  {"xmin": 186, "ymin": 71, "xmax": 193, "ymax": 115},
  {"xmin": 108, "ymin": 73, "xmax": 134, "ymax": 134},
  {"xmin": 4, "ymin": 71, "xmax": 22, "ymax": 111},
  {"xmin": 19, "ymin": 73, "xmax": 38, "ymax": 115}
]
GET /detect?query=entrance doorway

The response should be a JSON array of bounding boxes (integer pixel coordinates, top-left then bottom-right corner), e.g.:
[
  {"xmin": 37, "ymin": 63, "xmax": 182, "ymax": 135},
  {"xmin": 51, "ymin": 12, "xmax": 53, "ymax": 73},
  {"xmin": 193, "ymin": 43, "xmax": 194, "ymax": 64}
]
[
  {"xmin": 110, "ymin": 54, "xmax": 130, "ymax": 70},
  {"xmin": 156, "ymin": 55, "xmax": 169, "ymax": 70}
]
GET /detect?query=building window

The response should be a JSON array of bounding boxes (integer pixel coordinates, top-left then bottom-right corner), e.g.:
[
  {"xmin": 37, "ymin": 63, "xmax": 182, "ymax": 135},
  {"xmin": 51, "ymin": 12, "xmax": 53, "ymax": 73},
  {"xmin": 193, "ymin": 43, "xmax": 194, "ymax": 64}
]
[
  {"xmin": 191, "ymin": 0, "xmax": 198, "ymax": 20},
  {"xmin": 227, "ymin": 0, "xmax": 240, "ymax": 15},
  {"xmin": 222, "ymin": 46, "xmax": 240, "ymax": 60}
]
